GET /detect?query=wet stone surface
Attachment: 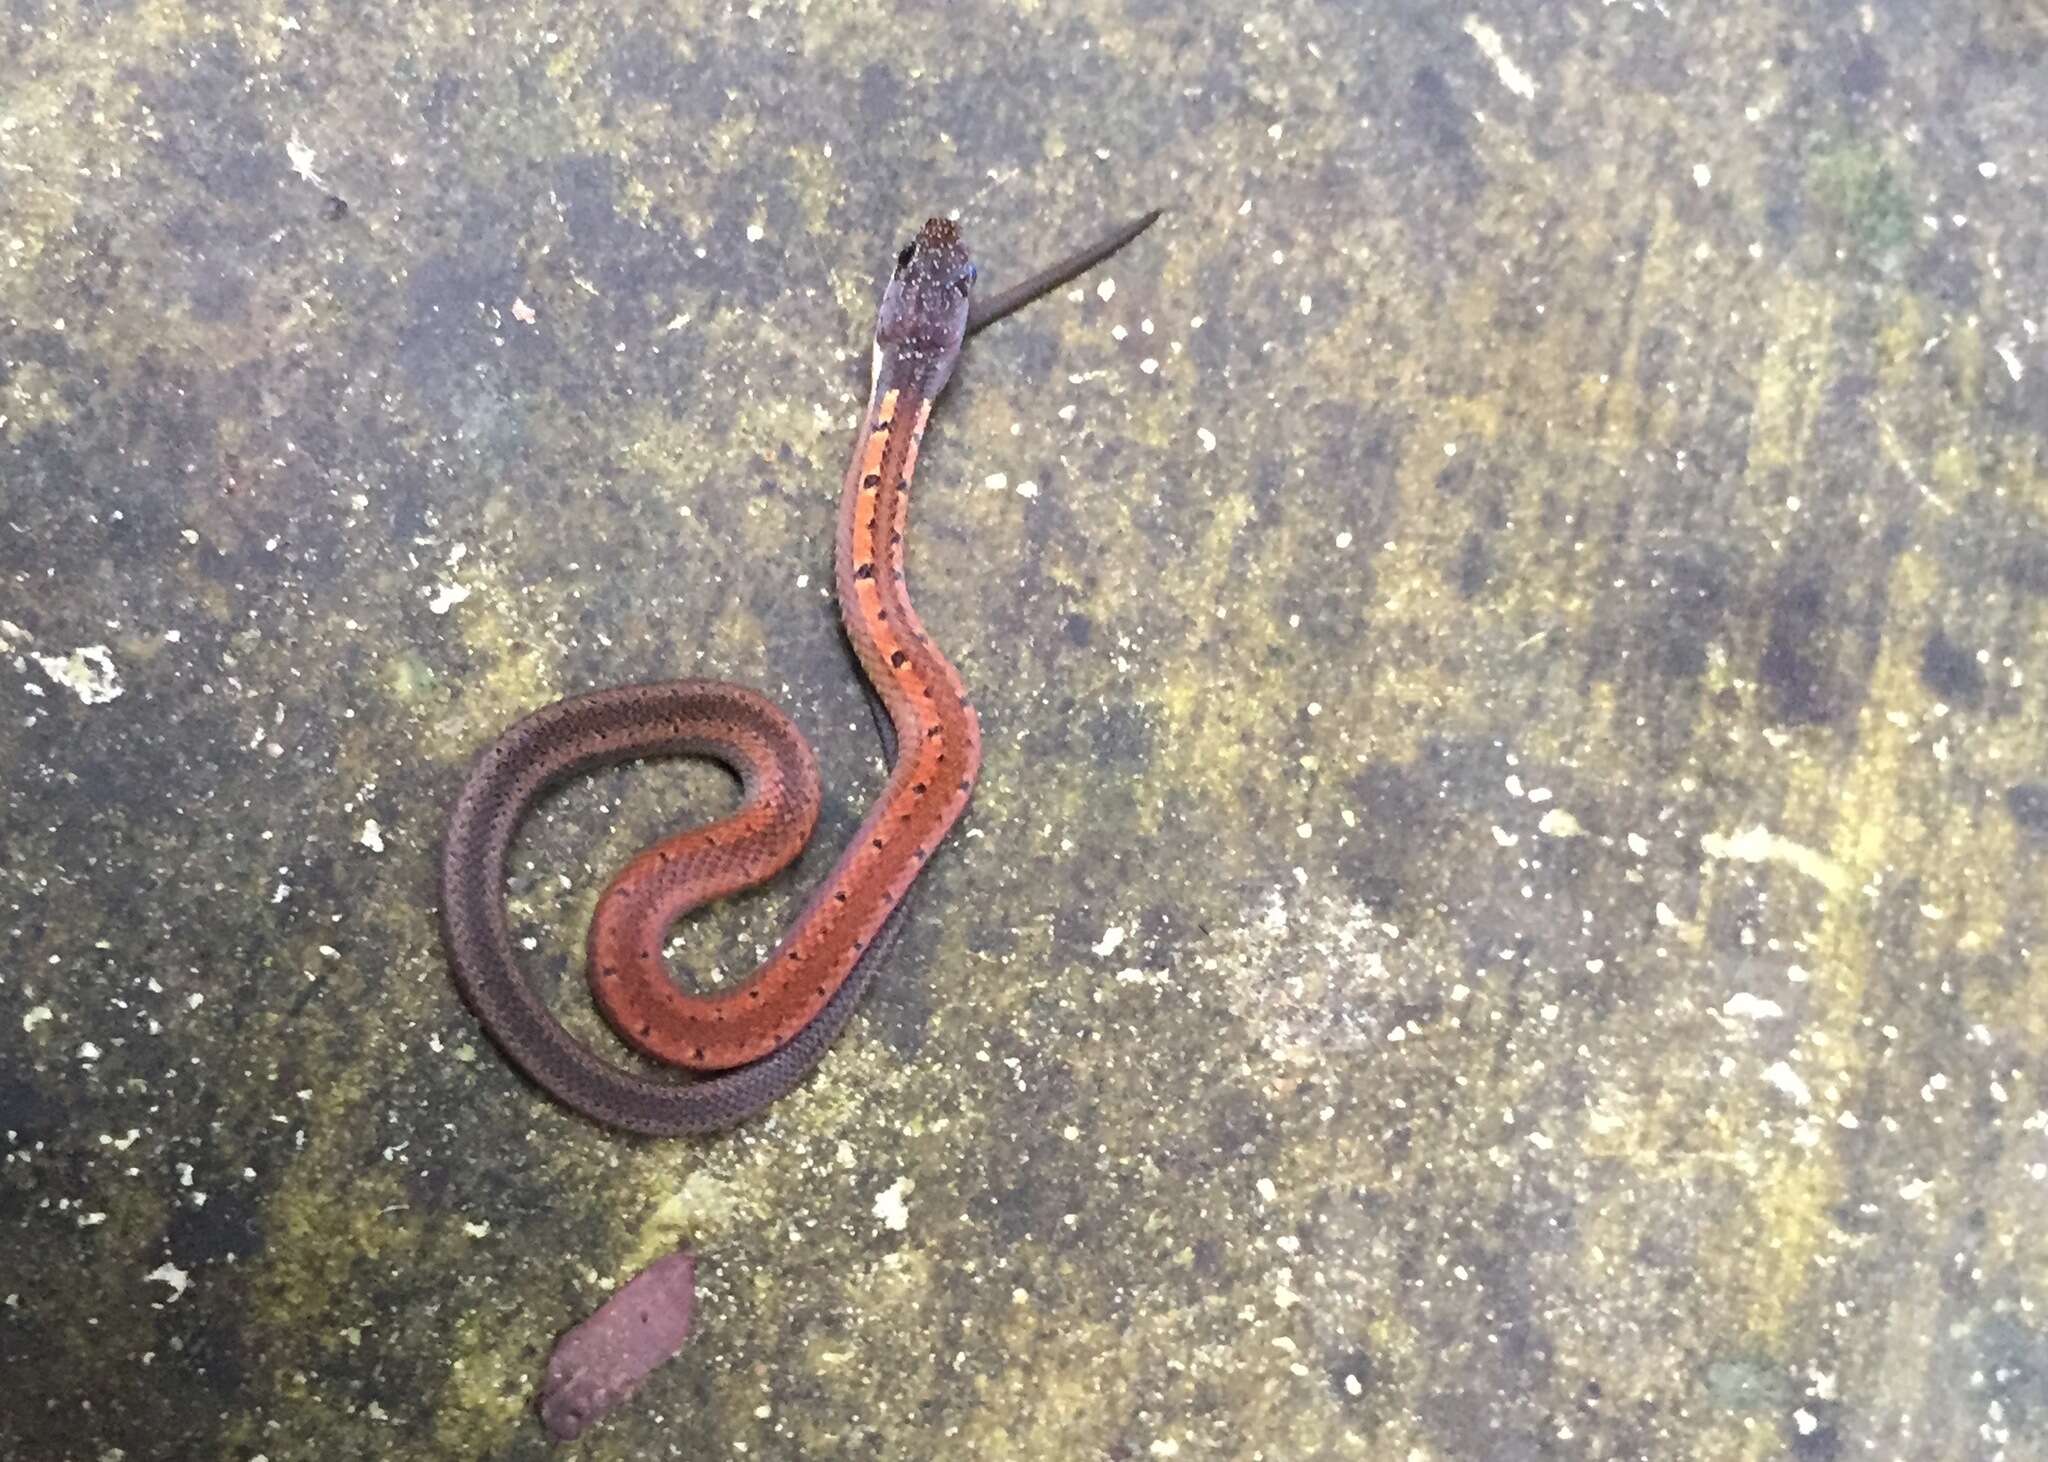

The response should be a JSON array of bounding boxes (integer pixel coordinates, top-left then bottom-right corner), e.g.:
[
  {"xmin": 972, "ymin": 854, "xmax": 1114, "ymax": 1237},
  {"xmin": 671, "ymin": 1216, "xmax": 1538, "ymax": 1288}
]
[{"xmin": 2, "ymin": 2, "xmax": 2046, "ymax": 1458}]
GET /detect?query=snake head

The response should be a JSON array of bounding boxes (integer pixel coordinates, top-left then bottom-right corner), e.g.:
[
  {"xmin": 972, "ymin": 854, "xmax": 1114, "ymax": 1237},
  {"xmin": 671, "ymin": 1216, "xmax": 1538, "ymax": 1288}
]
[{"xmin": 875, "ymin": 217, "xmax": 976, "ymax": 395}]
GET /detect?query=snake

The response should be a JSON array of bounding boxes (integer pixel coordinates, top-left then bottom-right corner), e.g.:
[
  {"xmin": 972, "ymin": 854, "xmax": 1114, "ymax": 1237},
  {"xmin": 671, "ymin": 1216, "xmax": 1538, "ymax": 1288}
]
[
  {"xmin": 437, "ymin": 209, "xmax": 1157, "ymax": 1440},
  {"xmin": 439, "ymin": 209, "xmax": 1160, "ymax": 1135}
]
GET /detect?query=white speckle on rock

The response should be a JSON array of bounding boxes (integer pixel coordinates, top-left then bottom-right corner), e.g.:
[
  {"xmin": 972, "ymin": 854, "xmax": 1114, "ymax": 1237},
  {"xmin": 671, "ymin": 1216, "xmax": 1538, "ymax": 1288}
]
[
  {"xmin": 746, "ymin": 223, "xmax": 765, "ymax": 242},
  {"xmin": 1537, "ymin": 808, "xmax": 1583, "ymax": 837},
  {"xmin": 1196, "ymin": 427, "xmax": 1216, "ymax": 451},
  {"xmin": 427, "ymin": 582, "xmax": 471, "ymax": 615},
  {"xmin": 1723, "ymin": 993, "xmax": 1784, "ymax": 1021},
  {"xmin": 873, "ymin": 1177, "xmax": 912, "ymax": 1232},
  {"xmin": 511, "ymin": 297, "xmax": 537, "ymax": 324},
  {"xmin": 1701, "ymin": 825, "xmax": 1849, "ymax": 892},
  {"xmin": 285, "ymin": 130, "xmax": 324, "ymax": 186},
  {"xmin": 1462, "ymin": 16, "xmax": 1538, "ymax": 100},
  {"xmin": 23, "ymin": 1006, "xmax": 51, "ymax": 1032},
  {"xmin": 1092, "ymin": 926, "xmax": 1126, "ymax": 958},
  {"xmin": 32, "ymin": 645, "xmax": 122, "ymax": 703},
  {"xmin": 1096, "ymin": 278, "xmax": 1115, "ymax": 301},
  {"xmin": 1762, "ymin": 1061, "xmax": 1811, "ymax": 1105},
  {"xmin": 147, "ymin": 1263, "xmax": 192, "ymax": 1300},
  {"xmin": 358, "ymin": 819, "xmax": 385, "ymax": 853}
]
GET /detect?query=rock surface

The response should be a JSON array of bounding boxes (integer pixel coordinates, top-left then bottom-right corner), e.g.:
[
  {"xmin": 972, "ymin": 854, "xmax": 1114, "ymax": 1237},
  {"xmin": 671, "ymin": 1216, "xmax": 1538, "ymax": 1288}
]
[{"xmin": 2, "ymin": 3, "xmax": 2045, "ymax": 1458}]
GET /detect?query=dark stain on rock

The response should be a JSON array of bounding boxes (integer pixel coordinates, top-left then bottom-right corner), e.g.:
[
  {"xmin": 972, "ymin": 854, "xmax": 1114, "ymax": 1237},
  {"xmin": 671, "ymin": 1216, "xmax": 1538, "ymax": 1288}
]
[
  {"xmin": 1333, "ymin": 757, "xmax": 1437, "ymax": 913},
  {"xmin": 152, "ymin": 1317, "xmax": 247, "ymax": 1411},
  {"xmin": 417, "ymin": 69, "xmax": 470, "ymax": 134},
  {"xmin": 183, "ymin": 263, "xmax": 250, "ymax": 325},
  {"xmin": 861, "ymin": 923, "xmax": 938, "ymax": 1062},
  {"xmin": 1454, "ymin": 529, "xmax": 1492, "ymax": 598},
  {"xmin": 604, "ymin": 26, "xmax": 712, "ymax": 110},
  {"xmin": 0, "ymin": 1075, "xmax": 60, "ymax": 1144},
  {"xmin": 1840, "ymin": 35, "xmax": 1889, "ymax": 103},
  {"xmin": 1918, "ymin": 626, "xmax": 1984, "ymax": 707},
  {"xmin": 1649, "ymin": 553, "xmax": 1730, "ymax": 680},
  {"xmin": 1998, "ymin": 534, "xmax": 2048, "ymax": 597},
  {"xmin": 1407, "ymin": 66, "xmax": 1473, "ymax": 166},
  {"xmin": 397, "ymin": 250, "xmax": 524, "ymax": 390},
  {"xmin": 164, "ymin": 1186, "xmax": 266, "ymax": 1267},
  {"xmin": 1789, "ymin": 1407, "xmax": 1843, "ymax": 1459},
  {"xmin": 2005, "ymin": 783, "xmax": 2048, "ymax": 837},
  {"xmin": 138, "ymin": 40, "xmax": 273, "ymax": 208},
  {"xmin": 1325, "ymin": 1344, "xmax": 1375, "ymax": 1403},
  {"xmin": 554, "ymin": 153, "xmax": 667, "ymax": 303},
  {"xmin": 1758, "ymin": 572, "xmax": 1846, "ymax": 725}
]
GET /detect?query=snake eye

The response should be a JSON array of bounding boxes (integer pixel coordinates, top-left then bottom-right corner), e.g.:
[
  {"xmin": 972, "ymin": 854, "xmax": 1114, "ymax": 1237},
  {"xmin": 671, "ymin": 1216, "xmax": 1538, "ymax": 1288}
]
[
  {"xmin": 956, "ymin": 263, "xmax": 977, "ymax": 296},
  {"xmin": 895, "ymin": 242, "xmax": 916, "ymax": 272}
]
